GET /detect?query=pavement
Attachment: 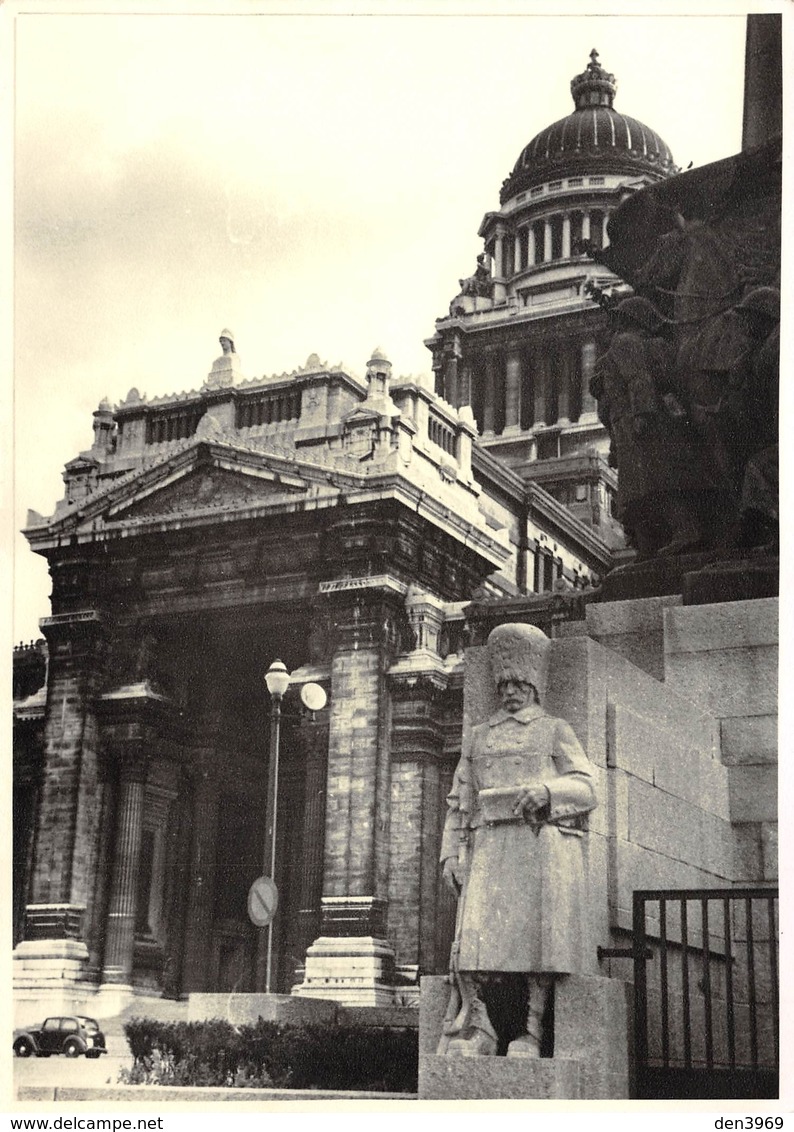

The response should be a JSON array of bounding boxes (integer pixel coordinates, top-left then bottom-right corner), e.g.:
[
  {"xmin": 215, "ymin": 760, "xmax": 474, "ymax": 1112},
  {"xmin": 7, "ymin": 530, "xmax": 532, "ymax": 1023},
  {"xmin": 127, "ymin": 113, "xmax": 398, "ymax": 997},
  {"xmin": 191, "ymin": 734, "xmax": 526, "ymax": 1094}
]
[{"xmin": 13, "ymin": 1033, "xmax": 133, "ymax": 1097}]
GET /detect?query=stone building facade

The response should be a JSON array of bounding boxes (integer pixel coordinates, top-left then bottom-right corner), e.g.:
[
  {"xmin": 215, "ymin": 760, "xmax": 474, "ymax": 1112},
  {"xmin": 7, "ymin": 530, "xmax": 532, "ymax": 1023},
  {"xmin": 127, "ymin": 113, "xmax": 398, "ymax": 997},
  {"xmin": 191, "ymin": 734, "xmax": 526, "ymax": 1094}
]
[
  {"xmin": 13, "ymin": 339, "xmax": 611, "ymax": 1013},
  {"xmin": 426, "ymin": 51, "xmax": 678, "ymax": 544}
]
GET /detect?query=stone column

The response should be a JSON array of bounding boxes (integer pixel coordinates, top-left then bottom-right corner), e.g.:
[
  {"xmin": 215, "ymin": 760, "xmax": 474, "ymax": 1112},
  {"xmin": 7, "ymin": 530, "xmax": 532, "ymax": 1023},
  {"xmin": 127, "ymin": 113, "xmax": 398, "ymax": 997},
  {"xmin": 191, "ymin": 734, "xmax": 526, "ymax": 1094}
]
[
  {"xmin": 581, "ymin": 340, "xmax": 599, "ymax": 420},
  {"xmin": 602, "ymin": 211, "xmax": 610, "ymax": 248},
  {"xmin": 533, "ymin": 354, "xmax": 546, "ymax": 426},
  {"xmin": 557, "ymin": 344, "xmax": 571, "ymax": 425},
  {"xmin": 562, "ymin": 213, "xmax": 572, "ymax": 259},
  {"xmin": 493, "ymin": 231, "xmax": 504, "ymax": 278},
  {"xmin": 482, "ymin": 353, "xmax": 496, "ymax": 435},
  {"xmin": 514, "ymin": 232, "xmax": 522, "ymax": 274},
  {"xmin": 543, "ymin": 218, "xmax": 553, "ymax": 262},
  {"xmin": 527, "ymin": 225, "xmax": 536, "ymax": 267},
  {"xmin": 504, "ymin": 348, "xmax": 523, "ymax": 434},
  {"xmin": 101, "ymin": 752, "xmax": 147, "ymax": 986},
  {"xmin": 582, "ymin": 211, "xmax": 591, "ymax": 242}
]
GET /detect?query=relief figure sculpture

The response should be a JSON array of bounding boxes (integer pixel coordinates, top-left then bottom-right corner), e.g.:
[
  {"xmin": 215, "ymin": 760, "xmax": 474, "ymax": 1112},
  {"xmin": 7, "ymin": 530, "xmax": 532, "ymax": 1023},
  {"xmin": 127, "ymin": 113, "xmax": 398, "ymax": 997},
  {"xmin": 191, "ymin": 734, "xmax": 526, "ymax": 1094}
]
[
  {"xmin": 591, "ymin": 297, "xmax": 730, "ymax": 560},
  {"xmin": 438, "ymin": 623, "xmax": 596, "ymax": 1058}
]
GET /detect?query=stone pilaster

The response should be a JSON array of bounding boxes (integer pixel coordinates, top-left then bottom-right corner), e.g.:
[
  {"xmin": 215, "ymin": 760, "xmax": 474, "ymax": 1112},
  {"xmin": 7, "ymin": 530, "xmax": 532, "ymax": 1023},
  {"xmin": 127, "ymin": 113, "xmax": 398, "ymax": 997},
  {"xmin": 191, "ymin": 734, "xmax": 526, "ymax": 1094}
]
[
  {"xmin": 482, "ymin": 352, "xmax": 496, "ymax": 435},
  {"xmin": 580, "ymin": 340, "xmax": 599, "ymax": 420},
  {"xmin": 291, "ymin": 707, "xmax": 330, "ymax": 976},
  {"xmin": 14, "ymin": 610, "xmax": 106, "ymax": 1006},
  {"xmin": 387, "ymin": 674, "xmax": 449, "ymax": 974},
  {"xmin": 293, "ymin": 580, "xmax": 404, "ymax": 1005},
  {"xmin": 504, "ymin": 348, "xmax": 522, "ymax": 434}
]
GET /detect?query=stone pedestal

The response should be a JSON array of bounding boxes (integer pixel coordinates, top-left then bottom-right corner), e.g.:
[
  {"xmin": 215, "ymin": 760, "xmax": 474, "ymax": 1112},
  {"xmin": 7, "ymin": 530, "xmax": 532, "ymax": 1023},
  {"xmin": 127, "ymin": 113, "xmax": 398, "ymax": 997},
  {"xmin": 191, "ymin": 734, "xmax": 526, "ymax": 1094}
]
[
  {"xmin": 418, "ymin": 973, "xmax": 630, "ymax": 1100},
  {"xmin": 13, "ymin": 938, "xmax": 92, "ymax": 1026},
  {"xmin": 292, "ymin": 936, "xmax": 396, "ymax": 1006}
]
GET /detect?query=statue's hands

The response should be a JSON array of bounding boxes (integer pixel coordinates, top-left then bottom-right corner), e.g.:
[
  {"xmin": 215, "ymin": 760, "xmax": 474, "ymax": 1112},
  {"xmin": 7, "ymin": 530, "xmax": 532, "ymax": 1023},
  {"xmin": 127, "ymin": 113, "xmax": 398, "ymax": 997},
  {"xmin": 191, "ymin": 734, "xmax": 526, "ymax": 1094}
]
[
  {"xmin": 442, "ymin": 857, "xmax": 465, "ymax": 896},
  {"xmin": 513, "ymin": 784, "xmax": 551, "ymax": 817}
]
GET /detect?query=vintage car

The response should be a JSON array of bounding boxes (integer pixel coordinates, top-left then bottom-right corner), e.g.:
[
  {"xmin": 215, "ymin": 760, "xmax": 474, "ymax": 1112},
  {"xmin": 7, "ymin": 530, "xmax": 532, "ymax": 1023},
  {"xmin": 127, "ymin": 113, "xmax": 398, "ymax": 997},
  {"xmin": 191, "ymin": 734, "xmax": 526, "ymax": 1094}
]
[{"xmin": 13, "ymin": 1015, "xmax": 107, "ymax": 1058}]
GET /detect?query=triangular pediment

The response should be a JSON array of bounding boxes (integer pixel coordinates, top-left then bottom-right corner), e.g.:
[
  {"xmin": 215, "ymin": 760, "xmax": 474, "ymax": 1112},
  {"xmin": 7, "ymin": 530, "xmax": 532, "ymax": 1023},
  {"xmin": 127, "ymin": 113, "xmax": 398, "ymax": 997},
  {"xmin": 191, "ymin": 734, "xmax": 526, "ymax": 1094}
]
[{"xmin": 109, "ymin": 464, "xmax": 307, "ymax": 522}]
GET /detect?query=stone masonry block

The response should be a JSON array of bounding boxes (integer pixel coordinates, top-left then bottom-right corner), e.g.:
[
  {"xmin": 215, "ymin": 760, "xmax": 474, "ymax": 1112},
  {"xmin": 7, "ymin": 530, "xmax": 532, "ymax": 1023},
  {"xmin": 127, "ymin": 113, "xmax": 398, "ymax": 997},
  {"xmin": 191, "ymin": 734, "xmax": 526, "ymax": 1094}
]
[
  {"xmin": 664, "ymin": 598, "xmax": 778, "ymax": 655},
  {"xmin": 588, "ymin": 595, "xmax": 683, "ymax": 638},
  {"xmin": 627, "ymin": 778, "xmax": 705, "ymax": 863},
  {"xmin": 761, "ymin": 822, "xmax": 778, "ymax": 881},
  {"xmin": 720, "ymin": 715, "xmax": 778, "ymax": 765},
  {"xmin": 732, "ymin": 823, "xmax": 763, "ymax": 881},
  {"xmin": 663, "ymin": 648, "xmax": 777, "ymax": 719},
  {"xmin": 419, "ymin": 1053, "xmax": 582, "ymax": 1100},
  {"xmin": 554, "ymin": 973, "xmax": 631, "ymax": 1084},
  {"xmin": 728, "ymin": 765, "xmax": 778, "ymax": 823}
]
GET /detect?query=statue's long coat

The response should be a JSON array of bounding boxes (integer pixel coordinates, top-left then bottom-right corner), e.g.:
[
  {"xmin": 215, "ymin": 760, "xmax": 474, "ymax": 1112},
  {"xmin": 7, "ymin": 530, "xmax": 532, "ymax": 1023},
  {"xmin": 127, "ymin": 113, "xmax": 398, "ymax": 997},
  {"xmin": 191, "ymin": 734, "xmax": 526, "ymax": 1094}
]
[{"xmin": 441, "ymin": 705, "xmax": 596, "ymax": 974}]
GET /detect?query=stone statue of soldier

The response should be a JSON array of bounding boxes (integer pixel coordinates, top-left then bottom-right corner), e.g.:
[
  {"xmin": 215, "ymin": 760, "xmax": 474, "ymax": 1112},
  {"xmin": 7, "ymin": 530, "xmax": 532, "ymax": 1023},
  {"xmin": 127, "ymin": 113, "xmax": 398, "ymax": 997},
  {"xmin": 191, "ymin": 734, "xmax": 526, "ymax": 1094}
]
[{"xmin": 438, "ymin": 623, "xmax": 597, "ymax": 1058}]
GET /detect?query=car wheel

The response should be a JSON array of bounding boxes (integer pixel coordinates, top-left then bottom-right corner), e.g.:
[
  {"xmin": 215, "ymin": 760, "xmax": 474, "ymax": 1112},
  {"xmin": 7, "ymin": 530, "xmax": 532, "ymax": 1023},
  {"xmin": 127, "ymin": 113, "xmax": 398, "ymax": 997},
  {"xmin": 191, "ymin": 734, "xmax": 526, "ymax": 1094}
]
[
  {"xmin": 63, "ymin": 1039, "xmax": 82, "ymax": 1058},
  {"xmin": 14, "ymin": 1038, "xmax": 34, "ymax": 1058}
]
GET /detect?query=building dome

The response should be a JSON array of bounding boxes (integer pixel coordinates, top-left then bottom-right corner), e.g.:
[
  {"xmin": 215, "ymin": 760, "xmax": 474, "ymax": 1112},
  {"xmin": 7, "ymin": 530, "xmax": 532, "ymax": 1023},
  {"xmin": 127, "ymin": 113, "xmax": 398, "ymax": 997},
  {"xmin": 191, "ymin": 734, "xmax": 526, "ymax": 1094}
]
[{"xmin": 500, "ymin": 50, "xmax": 676, "ymax": 204}]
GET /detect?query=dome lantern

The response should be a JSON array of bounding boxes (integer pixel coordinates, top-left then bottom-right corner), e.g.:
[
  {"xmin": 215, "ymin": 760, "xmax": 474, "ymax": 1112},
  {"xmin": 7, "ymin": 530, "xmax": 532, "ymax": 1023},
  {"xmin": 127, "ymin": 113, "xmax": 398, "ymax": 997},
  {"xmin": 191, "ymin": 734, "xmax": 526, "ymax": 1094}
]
[{"xmin": 570, "ymin": 48, "xmax": 617, "ymax": 110}]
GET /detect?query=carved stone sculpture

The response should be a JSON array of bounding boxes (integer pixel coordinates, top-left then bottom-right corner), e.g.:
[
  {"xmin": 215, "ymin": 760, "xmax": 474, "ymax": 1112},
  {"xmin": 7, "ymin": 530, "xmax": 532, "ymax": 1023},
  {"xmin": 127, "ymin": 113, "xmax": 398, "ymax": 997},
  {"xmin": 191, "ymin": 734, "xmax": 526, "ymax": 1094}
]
[
  {"xmin": 591, "ymin": 297, "xmax": 731, "ymax": 559},
  {"xmin": 587, "ymin": 139, "xmax": 780, "ymax": 561},
  {"xmin": 438, "ymin": 623, "xmax": 596, "ymax": 1058}
]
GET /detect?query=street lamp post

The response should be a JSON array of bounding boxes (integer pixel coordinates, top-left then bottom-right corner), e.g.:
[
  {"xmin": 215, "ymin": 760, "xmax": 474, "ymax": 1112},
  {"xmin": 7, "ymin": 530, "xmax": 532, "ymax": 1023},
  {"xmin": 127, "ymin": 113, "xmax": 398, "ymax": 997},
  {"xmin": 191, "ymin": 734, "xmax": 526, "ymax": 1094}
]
[{"xmin": 263, "ymin": 658, "xmax": 290, "ymax": 994}]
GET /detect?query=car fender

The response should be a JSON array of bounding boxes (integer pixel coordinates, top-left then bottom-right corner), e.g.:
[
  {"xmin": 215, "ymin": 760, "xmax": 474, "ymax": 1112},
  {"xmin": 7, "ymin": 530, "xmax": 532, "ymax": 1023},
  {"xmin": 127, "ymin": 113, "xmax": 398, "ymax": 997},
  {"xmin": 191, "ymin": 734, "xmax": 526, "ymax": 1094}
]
[
  {"xmin": 13, "ymin": 1031, "xmax": 40, "ymax": 1053},
  {"xmin": 62, "ymin": 1035, "xmax": 87, "ymax": 1054}
]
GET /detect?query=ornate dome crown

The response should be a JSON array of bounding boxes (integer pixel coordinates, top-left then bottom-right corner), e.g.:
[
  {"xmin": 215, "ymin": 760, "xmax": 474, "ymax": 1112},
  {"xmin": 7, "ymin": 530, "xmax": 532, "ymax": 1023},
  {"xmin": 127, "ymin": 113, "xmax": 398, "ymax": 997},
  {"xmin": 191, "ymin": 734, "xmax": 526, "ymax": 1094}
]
[{"xmin": 500, "ymin": 50, "xmax": 676, "ymax": 204}]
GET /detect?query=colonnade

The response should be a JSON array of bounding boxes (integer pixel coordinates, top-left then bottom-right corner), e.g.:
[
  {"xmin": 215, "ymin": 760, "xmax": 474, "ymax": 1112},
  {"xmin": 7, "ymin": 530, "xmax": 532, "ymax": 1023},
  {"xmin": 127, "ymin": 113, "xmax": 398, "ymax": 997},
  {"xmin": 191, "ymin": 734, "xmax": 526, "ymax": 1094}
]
[
  {"xmin": 446, "ymin": 338, "xmax": 599, "ymax": 437},
  {"xmin": 489, "ymin": 208, "xmax": 611, "ymax": 277}
]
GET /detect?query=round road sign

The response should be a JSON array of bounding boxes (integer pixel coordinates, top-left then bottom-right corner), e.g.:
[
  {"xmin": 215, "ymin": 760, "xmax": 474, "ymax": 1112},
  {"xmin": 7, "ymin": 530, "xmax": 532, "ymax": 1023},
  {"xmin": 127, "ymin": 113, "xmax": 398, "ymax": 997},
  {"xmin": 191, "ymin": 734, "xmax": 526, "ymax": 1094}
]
[
  {"xmin": 247, "ymin": 875, "xmax": 279, "ymax": 927},
  {"xmin": 300, "ymin": 682, "xmax": 327, "ymax": 712}
]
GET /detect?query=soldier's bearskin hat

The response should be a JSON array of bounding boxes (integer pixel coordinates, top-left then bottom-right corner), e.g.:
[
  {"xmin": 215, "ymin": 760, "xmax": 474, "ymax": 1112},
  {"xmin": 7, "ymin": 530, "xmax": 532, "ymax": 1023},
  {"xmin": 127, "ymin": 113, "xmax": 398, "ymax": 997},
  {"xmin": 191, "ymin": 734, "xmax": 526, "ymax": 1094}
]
[{"xmin": 487, "ymin": 623, "xmax": 551, "ymax": 703}]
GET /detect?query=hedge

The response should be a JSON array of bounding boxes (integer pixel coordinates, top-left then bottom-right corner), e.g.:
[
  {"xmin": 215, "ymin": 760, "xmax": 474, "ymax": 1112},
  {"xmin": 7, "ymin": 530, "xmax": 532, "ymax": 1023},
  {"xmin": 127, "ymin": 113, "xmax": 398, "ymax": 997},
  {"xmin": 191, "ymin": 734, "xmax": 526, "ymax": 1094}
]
[{"xmin": 122, "ymin": 1017, "xmax": 418, "ymax": 1092}]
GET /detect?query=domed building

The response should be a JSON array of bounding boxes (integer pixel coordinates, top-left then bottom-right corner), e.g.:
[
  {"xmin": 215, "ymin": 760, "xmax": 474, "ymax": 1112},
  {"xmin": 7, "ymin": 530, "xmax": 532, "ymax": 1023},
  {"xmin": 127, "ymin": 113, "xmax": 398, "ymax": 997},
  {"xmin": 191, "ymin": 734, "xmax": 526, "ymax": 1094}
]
[{"xmin": 426, "ymin": 50, "xmax": 678, "ymax": 549}]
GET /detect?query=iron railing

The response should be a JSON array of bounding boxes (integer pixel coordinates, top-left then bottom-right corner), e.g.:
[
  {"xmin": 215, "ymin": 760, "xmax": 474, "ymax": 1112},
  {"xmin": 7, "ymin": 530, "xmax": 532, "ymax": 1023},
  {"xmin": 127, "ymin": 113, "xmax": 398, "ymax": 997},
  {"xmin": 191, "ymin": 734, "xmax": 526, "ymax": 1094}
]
[{"xmin": 633, "ymin": 887, "xmax": 779, "ymax": 1099}]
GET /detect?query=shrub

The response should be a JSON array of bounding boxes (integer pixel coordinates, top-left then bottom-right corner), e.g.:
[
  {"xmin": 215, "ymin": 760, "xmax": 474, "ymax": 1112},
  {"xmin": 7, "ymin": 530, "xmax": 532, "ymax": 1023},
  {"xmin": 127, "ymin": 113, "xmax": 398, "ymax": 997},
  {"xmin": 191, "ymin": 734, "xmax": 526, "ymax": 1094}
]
[{"xmin": 122, "ymin": 1017, "xmax": 417, "ymax": 1093}]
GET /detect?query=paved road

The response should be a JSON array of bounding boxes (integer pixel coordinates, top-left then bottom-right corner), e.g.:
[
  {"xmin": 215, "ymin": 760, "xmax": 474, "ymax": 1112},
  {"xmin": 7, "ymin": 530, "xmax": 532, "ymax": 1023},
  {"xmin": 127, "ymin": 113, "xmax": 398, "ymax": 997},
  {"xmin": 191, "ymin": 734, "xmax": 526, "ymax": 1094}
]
[{"xmin": 13, "ymin": 1035, "xmax": 134, "ymax": 1097}]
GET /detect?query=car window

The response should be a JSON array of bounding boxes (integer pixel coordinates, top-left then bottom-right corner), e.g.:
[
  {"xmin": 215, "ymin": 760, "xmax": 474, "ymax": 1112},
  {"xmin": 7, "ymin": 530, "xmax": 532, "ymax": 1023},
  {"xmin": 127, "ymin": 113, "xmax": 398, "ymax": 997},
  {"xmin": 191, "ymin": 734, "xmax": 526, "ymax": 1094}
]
[
  {"xmin": 60, "ymin": 1019, "xmax": 78, "ymax": 1033},
  {"xmin": 43, "ymin": 1019, "xmax": 61, "ymax": 1031},
  {"xmin": 77, "ymin": 1017, "xmax": 98, "ymax": 1033}
]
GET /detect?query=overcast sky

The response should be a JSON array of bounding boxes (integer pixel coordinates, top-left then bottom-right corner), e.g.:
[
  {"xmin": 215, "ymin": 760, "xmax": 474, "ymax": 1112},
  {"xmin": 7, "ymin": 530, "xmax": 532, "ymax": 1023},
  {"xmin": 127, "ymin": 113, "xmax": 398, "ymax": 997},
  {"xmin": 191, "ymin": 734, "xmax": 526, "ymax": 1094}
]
[{"xmin": 10, "ymin": 2, "xmax": 768, "ymax": 640}]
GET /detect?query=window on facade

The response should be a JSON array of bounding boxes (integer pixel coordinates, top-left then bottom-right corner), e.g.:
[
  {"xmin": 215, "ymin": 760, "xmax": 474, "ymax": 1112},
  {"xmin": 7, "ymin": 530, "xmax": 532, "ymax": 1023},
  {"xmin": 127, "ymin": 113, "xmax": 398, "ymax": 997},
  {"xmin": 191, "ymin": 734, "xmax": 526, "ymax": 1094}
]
[
  {"xmin": 549, "ymin": 180, "xmax": 562, "ymax": 191},
  {"xmin": 542, "ymin": 554, "xmax": 554, "ymax": 592},
  {"xmin": 589, "ymin": 176, "xmax": 605, "ymax": 186},
  {"xmin": 569, "ymin": 178, "xmax": 583, "ymax": 187},
  {"xmin": 575, "ymin": 483, "xmax": 588, "ymax": 502},
  {"xmin": 530, "ymin": 185, "xmax": 543, "ymax": 197},
  {"xmin": 517, "ymin": 193, "xmax": 526, "ymax": 202}
]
